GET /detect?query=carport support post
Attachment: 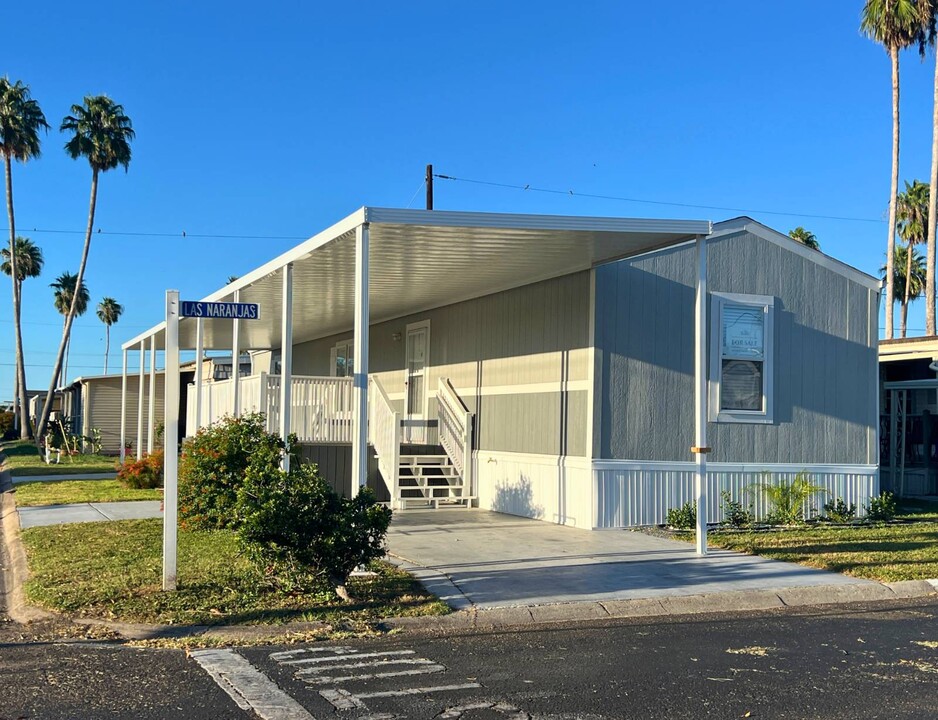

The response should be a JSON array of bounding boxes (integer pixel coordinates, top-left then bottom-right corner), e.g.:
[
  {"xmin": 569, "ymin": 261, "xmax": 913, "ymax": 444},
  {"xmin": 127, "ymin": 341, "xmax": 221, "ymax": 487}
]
[
  {"xmin": 194, "ymin": 318, "xmax": 204, "ymax": 431},
  {"xmin": 119, "ymin": 348, "xmax": 127, "ymax": 463},
  {"xmin": 147, "ymin": 336, "xmax": 156, "ymax": 454},
  {"xmin": 694, "ymin": 234, "xmax": 709, "ymax": 556},
  {"xmin": 136, "ymin": 341, "xmax": 145, "ymax": 460},
  {"xmin": 163, "ymin": 290, "xmax": 180, "ymax": 591},
  {"xmin": 232, "ymin": 289, "xmax": 241, "ymax": 416},
  {"xmin": 279, "ymin": 263, "xmax": 294, "ymax": 471},
  {"xmin": 351, "ymin": 223, "xmax": 370, "ymax": 495}
]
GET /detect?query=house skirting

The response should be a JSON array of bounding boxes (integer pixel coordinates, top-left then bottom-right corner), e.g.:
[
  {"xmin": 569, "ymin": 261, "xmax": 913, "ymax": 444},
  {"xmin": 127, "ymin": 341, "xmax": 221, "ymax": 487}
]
[{"xmin": 472, "ymin": 452, "xmax": 879, "ymax": 530}]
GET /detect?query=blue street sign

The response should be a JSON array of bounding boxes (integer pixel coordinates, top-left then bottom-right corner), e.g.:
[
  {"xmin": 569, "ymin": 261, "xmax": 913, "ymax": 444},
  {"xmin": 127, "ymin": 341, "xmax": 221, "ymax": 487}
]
[{"xmin": 180, "ymin": 301, "xmax": 260, "ymax": 320}]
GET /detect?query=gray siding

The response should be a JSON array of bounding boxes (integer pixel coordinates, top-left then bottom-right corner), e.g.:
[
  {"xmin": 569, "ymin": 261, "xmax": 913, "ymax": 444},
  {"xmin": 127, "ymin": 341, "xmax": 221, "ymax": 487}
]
[
  {"xmin": 595, "ymin": 232, "xmax": 877, "ymax": 465},
  {"xmin": 296, "ymin": 444, "xmax": 387, "ymax": 500},
  {"xmin": 292, "ymin": 272, "xmax": 591, "ymax": 457}
]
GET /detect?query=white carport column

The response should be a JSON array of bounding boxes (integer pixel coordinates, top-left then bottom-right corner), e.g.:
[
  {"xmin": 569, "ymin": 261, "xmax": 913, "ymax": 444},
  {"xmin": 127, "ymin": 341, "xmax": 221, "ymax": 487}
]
[
  {"xmin": 147, "ymin": 335, "xmax": 156, "ymax": 454},
  {"xmin": 351, "ymin": 223, "xmax": 370, "ymax": 495},
  {"xmin": 693, "ymin": 234, "xmax": 709, "ymax": 556},
  {"xmin": 232, "ymin": 289, "xmax": 241, "ymax": 416},
  {"xmin": 162, "ymin": 290, "xmax": 180, "ymax": 591},
  {"xmin": 119, "ymin": 348, "xmax": 128, "ymax": 463},
  {"xmin": 194, "ymin": 318, "xmax": 204, "ymax": 431},
  {"xmin": 279, "ymin": 263, "xmax": 294, "ymax": 471},
  {"xmin": 136, "ymin": 341, "xmax": 145, "ymax": 460}
]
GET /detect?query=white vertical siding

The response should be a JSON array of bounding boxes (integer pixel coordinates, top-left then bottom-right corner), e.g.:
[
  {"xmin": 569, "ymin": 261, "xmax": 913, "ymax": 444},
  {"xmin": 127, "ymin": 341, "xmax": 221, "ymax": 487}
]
[{"xmin": 593, "ymin": 461, "xmax": 879, "ymax": 528}]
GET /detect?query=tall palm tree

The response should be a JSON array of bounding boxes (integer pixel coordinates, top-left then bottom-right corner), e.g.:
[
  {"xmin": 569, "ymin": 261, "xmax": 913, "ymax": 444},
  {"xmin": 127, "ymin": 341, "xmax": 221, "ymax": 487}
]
[
  {"xmin": 96, "ymin": 297, "xmax": 123, "ymax": 374},
  {"xmin": 0, "ymin": 77, "xmax": 49, "ymax": 438},
  {"xmin": 917, "ymin": 0, "xmax": 938, "ymax": 334},
  {"xmin": 882, "ymin": 245, "xmax": 927, "ymax": 337},
  {"xmin": 36, "ymin": 96, "xmax": 134, "ymax": 441},
  {"xmin": 50, "ymin": 272, "xmax": 90, "ymax": 387},
  {"xmin": 897, "ymin": 180, "xmax": 930, "ymax": 336},
  {"xmin": 1, "ymin": 237, "xmax": 43, "ymax": 420},
  {"xmin": 862, "ymin": 0, "xmax": 925, "ymax": 339},
  {"xmin": 788, "ymin": 227, "xmax": 821, "ymax": 250}
]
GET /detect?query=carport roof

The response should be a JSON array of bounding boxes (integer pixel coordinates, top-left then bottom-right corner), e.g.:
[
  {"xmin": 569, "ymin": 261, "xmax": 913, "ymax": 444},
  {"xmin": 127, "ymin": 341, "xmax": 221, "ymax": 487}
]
[{"xmin": 121, "ymin": 206, "xmax": 712, "ymax": 352}]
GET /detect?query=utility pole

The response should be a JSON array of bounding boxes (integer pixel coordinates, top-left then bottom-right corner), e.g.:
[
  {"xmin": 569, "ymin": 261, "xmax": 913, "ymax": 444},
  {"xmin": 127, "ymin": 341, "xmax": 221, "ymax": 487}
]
[{"xmin": 426, "ymin": 164, "xmax": 433, "ymax": 210}]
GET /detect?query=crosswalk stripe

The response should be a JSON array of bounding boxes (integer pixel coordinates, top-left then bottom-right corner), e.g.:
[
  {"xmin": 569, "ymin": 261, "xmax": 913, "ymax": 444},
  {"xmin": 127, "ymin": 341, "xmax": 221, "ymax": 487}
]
[
  {"xmin": 190, "ymin": 649, "xmax": 316, "ymax": 720},
  {"xmin": 356, "ymin": 683, "xmax": 484, "ymax": 699},
  {"xmin": 298, "ymin": 658, "xmax": 438, "ymax": 675},
  {"xmin": 301, "ymin": 665, "xmax": 446, "ymax": 685},
  {"xmin": 269, "ymin": 647, "xmax": 356, "ymax": 661},
  {"xmin": 281, "ymin": 649, "xmax": 416, "ymax": 666}
]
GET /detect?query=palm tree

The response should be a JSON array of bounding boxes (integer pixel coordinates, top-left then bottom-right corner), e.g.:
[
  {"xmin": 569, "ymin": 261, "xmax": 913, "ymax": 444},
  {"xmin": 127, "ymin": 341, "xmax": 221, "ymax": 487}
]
[
  {"xmin": 897, "ymin": 180, "xmax": 931, "ymax": 334},
  {"xmin": 50, "ymin": 272, "xmax": 90, "ymax": 387},
  {"xmin": 882, "ymin": 245, "xmax": 927, "ymax": 337},
  {"xmin": 96, "ymin": 297, "xmax": 123, "ymax": 374},
  {"xmin": 917, "ymin": 0, "xmax": 938, "ymax": 334},
  {"xmin": 36, "ymin": 96, "xmax": 134, "ymax": 441},
  {"xmin": 0, "ymin": 77, "xmax": 49, "ymax": 438},
  {"xmin": 788, "ymin": 227, "xmax": 821, "ymax": 250},
  {"xmin": 1, "ymin": 237, "xmax": 43, "ymax": 420},
  {"xmin": 862, "ymin": 0, "xmax": 925, "ymax": 339}
]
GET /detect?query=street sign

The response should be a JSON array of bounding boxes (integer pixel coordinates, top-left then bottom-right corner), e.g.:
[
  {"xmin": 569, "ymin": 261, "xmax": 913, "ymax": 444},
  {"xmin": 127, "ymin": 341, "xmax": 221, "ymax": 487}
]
[{"xmin": 180, "ymin": 301, "xmax": 260, "ymax": 320}]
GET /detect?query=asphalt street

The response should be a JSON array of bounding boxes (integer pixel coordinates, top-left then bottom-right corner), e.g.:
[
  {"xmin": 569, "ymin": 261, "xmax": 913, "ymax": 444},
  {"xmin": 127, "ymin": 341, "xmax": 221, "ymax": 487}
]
[{"xmin": 1, "ymin": 598, "xmax": 937, "ymax": 719}]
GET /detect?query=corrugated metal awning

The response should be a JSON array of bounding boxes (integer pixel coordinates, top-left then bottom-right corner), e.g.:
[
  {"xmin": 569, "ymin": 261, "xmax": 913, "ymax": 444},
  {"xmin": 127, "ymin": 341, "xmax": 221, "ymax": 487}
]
[{"xmin": 121, "ymin": 207, "xmax": 711, "ymax": 351}]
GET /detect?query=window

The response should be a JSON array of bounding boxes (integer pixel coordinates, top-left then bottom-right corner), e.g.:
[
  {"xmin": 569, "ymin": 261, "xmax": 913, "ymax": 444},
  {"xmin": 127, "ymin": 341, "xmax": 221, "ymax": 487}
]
[
  {"xmin": 710, "ymin": 293, "xmax": 774, "ymax": 423},
  {"xmin": 330, "ymin": 340, "xmax": 354, "ymax": 378}
]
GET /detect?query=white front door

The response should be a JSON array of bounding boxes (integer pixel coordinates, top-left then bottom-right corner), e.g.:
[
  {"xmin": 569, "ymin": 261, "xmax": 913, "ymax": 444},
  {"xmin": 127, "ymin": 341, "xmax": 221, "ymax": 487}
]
[{"xmin": 404, "ymin": 320, "xmax": 430, "ymax": 443}]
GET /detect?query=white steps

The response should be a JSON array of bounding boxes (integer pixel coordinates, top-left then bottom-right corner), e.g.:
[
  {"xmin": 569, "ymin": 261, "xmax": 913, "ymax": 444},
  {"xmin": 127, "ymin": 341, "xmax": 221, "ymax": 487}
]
[{"xmin": 394, "ymin": 453, "xmax": 473, "ymax": 509}]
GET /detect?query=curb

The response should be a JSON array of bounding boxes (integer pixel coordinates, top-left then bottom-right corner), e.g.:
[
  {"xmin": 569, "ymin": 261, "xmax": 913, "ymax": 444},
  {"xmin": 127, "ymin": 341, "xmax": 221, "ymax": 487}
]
[{"xmin": 0, "ymin": 469, "xmax": 55, "ymax": 624}]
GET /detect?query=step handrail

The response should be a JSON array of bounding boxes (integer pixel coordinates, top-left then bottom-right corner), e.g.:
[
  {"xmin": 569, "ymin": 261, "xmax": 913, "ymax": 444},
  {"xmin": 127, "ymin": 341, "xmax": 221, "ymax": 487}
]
[
  {"xmin": 437, "ymin": 377, "xmax": 473, "ymax": 497},
  {"xmin": 369, "ymin": 376, "xmax": 400, "ymax": 502}
]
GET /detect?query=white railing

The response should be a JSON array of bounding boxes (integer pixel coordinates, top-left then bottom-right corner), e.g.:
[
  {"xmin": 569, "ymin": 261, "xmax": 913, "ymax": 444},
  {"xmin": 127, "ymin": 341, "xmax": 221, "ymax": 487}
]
[
  {"xmin": 369, "ymin": 377, "xmax": 400, "ymax": 501},
  {"xmin": 437, "ymin": 377, "xmax": 473, "ymax": 494},
  {"xmin": 187, "ymin": 374, "xmax": 353, "ymax": 444}
]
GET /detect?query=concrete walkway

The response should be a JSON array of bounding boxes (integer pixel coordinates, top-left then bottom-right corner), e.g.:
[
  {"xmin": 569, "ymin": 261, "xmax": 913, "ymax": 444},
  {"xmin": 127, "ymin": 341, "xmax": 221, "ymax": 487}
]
[
  {"xmin": 387, "ymin": 509, "xmax": 873, "ymax": 609},
  {"xmin": 17, "ymin": 501, "xmax": 162, "ymax": 529}
]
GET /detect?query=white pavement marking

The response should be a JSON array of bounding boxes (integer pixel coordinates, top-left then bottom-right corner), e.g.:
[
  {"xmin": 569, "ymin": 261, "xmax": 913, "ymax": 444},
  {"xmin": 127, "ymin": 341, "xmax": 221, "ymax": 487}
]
[
  {"xmin": 357, "ymin": 683, "xmax": 484, "ymax": 700},
  {"xmin": 319, "ymin": 688, "xmax": 365, "ymax": 710},
  {"xmin": 281, "ymin": 649, "xmax": 416, "ymax": 665},
  {"xmin": 300, "ymin": 665, "xmax": 446, "ymax": 685},
  {"xmin": 270, "ymin": 646, "xmax": 359, "ymax": 661},
  {"xmin": 297, "ymin": 657, "xmax": 439, "ymax": 676},
  {"xmin": 190, "ymin": 648, "xmax": 316, "ymax": 720}
]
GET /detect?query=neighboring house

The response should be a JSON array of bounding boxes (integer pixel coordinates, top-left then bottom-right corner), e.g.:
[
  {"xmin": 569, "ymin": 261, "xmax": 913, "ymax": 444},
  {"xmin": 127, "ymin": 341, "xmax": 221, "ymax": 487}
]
[
  {"xmin": 121, "ymin": 208, "xmax": 880, "ymax": 528},
  {"xmin": 60, "ymin": 372, "xmax": 169, "ymax": 455},
  {"xmin": 879, "ymin": 336, "xmax": 938, "ymax": 496}
]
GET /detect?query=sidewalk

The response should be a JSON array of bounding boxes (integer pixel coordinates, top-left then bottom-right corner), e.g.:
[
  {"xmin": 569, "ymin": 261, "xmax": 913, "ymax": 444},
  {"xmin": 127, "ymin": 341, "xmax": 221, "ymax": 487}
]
[
  {"xmin": 17, "ymin": 501, "xmax": 162, "ymax": 529},
  {"xmin": 12, "ymin": 472, "xmax": 118, "ymax": 484}
]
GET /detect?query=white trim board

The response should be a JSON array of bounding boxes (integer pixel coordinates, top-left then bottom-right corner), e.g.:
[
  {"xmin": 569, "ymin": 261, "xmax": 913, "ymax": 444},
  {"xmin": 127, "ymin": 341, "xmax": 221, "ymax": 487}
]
[{"xmin": 590, "ymin": 459, "xmax": 878, "ymax": 474}]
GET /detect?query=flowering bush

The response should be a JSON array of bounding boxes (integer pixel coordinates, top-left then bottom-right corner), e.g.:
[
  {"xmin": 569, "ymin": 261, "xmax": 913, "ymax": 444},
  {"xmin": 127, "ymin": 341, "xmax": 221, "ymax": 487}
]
[
  {"xmin": 117, "ymin": 450, "xmax": 164, "ymax": 489},
  {"xmin": 178, "ymin": 413, "xmax": 291, "ymax": 530}
]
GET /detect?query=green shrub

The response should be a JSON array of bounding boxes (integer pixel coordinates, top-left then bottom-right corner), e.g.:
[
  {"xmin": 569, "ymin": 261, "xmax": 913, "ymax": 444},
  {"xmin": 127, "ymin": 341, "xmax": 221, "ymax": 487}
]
[
  {"xmin": 666, "ymin": 501, "xmax": 696, "ymax": 529},
  {"xmin": 867, "ymin": 491, "xmax": 897, "ymax": 522},
  {"xmin": 235, "ymin": 462, "xmax": 392, "ymax": 599},
  {"xmin": 178, "ymin": 413, "xmax": 289, "ymax": 530},
  {"xmin": 754, "ymin": 472, "xmax": 826, "ymax": 525},
  {"xmin": 720, "ymin": 490, "xmax": 753, "ymax": 528},
  {"xmin": 0, "ymin": 411, "xmax": 14, "ymax": 440},
  {"xmin": 822, "ymin": 498, "xmax": 857, "ymax": 523},
  {"xmin": 117, "ymin": 450, "xmax": 164, "ymax": 489}
]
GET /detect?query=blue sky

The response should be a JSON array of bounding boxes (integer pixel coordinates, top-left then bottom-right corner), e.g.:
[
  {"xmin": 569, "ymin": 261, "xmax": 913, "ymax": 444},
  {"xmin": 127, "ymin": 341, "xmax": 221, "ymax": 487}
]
[{"xmin": 2, "ymin": 1, "xmax": 935, "ymax": 399}]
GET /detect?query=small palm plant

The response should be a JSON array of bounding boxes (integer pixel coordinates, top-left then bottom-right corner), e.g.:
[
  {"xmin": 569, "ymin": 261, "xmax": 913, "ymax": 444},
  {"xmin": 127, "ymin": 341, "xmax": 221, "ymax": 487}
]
[{"xmin": 754, "ymin": 472, "xmax": 827, "ymax": 525}]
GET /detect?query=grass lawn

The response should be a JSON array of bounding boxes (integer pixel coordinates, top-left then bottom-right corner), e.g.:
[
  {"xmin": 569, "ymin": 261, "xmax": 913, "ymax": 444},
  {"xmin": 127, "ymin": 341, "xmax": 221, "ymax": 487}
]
[
  {"xmin": 1, "ymin": 440, "xmax": 117, "ymax": 477},
  {"xmin": 695, "ymin": 499, "xmax": 938, "ymax": 583},
  {"xmin": 14, "ymin": 479, "xmax": 162, "ymax": 507},
  {"xmin": 21, "ymin": 519, "xmax": 448, "ymax": 626}
]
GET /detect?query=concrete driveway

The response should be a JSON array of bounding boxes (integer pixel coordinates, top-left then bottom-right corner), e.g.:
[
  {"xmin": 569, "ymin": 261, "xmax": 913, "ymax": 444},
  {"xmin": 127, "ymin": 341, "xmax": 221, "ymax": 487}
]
[{"xmin": 387, "ymin": 509, "xmax": 873, "ymax": 609}]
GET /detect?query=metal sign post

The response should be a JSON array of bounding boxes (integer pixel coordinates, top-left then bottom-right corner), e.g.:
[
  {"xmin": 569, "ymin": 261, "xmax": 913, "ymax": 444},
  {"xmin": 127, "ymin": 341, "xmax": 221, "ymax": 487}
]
[
  {"xmin": 163, "ymin": 296, "xmax": 262, "ymax": 591},
  {"xmin": 163, "ymin": 290, "xmax": 180, "ymax": 591}
]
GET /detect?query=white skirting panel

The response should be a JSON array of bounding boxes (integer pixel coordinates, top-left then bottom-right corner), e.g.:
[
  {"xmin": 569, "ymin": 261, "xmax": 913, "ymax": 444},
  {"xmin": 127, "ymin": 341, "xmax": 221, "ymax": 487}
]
[
  {"xmin": 473, "ymin": 451, "xmax": 592, "ymax": 528},
  {"xmin": 592, "ymin": 461, "xmax": 880, "ymax": 529}
]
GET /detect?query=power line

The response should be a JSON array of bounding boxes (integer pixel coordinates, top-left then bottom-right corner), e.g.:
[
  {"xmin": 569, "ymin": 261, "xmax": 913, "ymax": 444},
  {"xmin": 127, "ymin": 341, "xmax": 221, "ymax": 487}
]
[
  {"xmin": 0, "ymin": 227, "xmax": 308, "ymax": 241},
  {"xmin": 433, "ymin": 173, "xmax": 885, "ymax": 225}
]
